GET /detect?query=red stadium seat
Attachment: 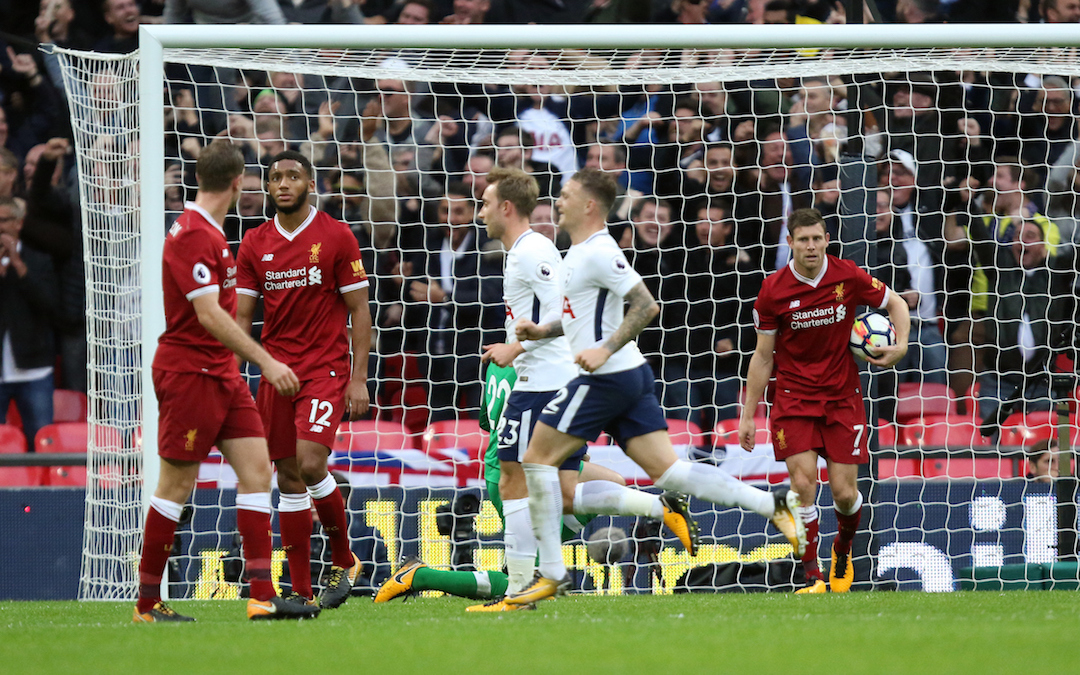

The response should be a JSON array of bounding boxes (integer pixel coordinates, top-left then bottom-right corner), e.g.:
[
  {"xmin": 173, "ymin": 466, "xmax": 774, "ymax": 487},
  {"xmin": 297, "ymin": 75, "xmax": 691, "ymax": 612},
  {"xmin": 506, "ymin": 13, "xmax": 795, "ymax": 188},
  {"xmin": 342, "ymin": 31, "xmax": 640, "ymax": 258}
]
[
  {"xmin": 420, "ymin": 419, "xmax": 486, "ymax": 486},
  {"xmin": 901, "ymin": 415, "xmax": 988, "ymax": 448},
  {"xmin": 0, "ymin": 424, "xmax": 38, "ymax": 486},
  {"xmin": 665, "ymin": 419, "xmax": 704, "ymax": 447},
  {"xmin": 334, "ymin": 420, "xmax": 416, "ymax": 452},
  {"xmin": 999, "ymin": 411, "xmax": 1079, "ymax": 448},
  {"xmin": 4, "ymin": 400, "xmax": 19, "ymax": 429},
  {"xmin": 922, "ymin": 457, "xmax": 1016, "ymax": 479},
  {"xmin": 875, "ymin": 419, "xmax": 896, "ymax": 448},
  {"xmin": 877, "ymin": 458, "xmax": 921, "ymax": 479},
  {"xmin": 34, "ymin": 423, "xmax": 88, "ymax": 487},
  {"xmin": 895, "ymin": 382, "xmax": 955, "ymax": 424},
  {"xmin": 53, "ymin": 389, "xmax": 88, "ymax": 423},
  {"xmin": 712, "ymin": 417, "xmax": 769, "ymax": 447},
  {"xmin": 0, "ymin": 424, "xmax": 27, "ymax": 454}
]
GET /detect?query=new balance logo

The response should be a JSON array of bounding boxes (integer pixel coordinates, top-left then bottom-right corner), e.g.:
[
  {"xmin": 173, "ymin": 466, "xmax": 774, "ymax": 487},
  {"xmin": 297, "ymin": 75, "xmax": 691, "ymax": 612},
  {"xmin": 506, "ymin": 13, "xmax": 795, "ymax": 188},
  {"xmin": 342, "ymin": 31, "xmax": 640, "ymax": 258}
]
[
  {"xmin": 789, "ymin": 300, "xmax": 801, "ymax": 309},
  {"xmin": 262, "ymin": 254, "xmax": 274, "ymax": 262},
  {"xmin": 309, "ymin": 424, "xmax": 324, "ymax": 433}
]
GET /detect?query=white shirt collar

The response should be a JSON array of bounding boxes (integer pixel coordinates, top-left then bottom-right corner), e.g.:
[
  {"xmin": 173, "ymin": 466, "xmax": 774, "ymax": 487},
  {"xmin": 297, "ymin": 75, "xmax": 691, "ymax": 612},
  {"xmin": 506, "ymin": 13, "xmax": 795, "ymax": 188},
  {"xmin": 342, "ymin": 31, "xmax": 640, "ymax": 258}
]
[
  {"xmin": 185, "ymin": 201, "xmax": 225, "ymax": 236},
  {"xmin": 274, "ymin": 206, "xmax": 316, "ymax": 241},
  {"xmin": 788, "ymin": 255, "xmax": 829, "ymax": 288}
]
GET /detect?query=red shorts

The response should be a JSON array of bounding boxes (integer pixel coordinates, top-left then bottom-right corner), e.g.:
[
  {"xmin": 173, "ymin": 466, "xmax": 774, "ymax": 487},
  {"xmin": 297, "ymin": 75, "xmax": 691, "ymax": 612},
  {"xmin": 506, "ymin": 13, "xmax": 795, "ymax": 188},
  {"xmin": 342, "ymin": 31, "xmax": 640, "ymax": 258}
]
[
  {"xmin": 256, "ymin": 374, "xmax": 348, "ymax": 461},
  {"xmin": 770, "ymin": 392, "xmax": 869, "ymax": 465},
  {"xmin": 153, "ymin": 369, "xmax": 264, "ymax": 462}
]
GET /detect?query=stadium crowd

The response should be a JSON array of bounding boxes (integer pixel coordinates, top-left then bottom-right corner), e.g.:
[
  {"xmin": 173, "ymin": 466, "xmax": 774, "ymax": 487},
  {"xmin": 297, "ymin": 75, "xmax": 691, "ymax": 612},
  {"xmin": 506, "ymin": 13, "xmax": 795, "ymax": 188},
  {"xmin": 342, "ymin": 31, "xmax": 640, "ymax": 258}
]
[{"xmin": 1, "ymin": 0, "xmax": 1080, "ymax": 449}]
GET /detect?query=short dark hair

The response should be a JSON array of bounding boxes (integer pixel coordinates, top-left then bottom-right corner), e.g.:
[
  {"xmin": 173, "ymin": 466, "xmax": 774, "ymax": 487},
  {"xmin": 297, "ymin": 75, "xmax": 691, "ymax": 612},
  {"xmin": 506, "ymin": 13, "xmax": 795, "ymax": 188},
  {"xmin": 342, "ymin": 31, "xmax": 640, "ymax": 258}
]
[
  {"xmin": 267, "ymin": 150, "xmax": 314, "ymax": 181},
  {"xmin": 571, "ymin": 168, "xmax": 617, "ymax": 215},
  {"xmin": 487, "ymin": 166, "xmax": 539, "ymax": 217},
  {"xmin": 195, "ymin": 140, "xmax": 245, "ymax": 192},
  {"xmin": 444, "ymin": 180, "xmax": 472, "ymax": 201},
  {"xmin": 787, "ymin": 207, "xmax": 826, "ymax": 236}
]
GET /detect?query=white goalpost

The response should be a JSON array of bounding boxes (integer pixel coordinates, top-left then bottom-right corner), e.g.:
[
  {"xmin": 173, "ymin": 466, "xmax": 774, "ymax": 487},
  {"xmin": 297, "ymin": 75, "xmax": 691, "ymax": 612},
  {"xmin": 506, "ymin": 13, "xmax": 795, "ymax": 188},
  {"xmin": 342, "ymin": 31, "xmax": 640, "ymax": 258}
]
[{"xmin": 55, "ymin": 23, "xmax": 1080, "ymax": 600}]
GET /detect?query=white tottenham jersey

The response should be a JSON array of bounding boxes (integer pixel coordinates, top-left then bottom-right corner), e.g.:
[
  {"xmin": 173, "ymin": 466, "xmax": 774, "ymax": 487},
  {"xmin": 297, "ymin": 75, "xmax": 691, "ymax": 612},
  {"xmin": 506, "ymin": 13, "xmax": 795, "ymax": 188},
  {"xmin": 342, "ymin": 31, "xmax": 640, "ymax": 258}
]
[
  {"xmin": 559, "ymin": 230, "xmax": 646, "ymax": 375},
  {"xmin": 503, "ymin": 230, "xmax": 577, "ymax": 392}
]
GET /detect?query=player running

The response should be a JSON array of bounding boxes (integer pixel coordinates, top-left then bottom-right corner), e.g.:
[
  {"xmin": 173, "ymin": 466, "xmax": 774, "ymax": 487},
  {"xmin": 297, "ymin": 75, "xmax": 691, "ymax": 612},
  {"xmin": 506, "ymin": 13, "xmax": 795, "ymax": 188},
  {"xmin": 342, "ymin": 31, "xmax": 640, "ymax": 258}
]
[
  {"xmin": 374, "ymin": 168, "xmax": 697, "ymax": 611},
  {"xmin": 135, "ymin": 140, "xmax": 319, "ymax": 622},
  {"xmin": 739, "ymin": 208, "xmax": 910, "ymax": 593},
  {"xmin": 236, "ymin": 150, "xmax": 372, "ymax": 609},
  {"xmin": 504, "ymin": 169, "xmax": 806, "ymax": 606}
]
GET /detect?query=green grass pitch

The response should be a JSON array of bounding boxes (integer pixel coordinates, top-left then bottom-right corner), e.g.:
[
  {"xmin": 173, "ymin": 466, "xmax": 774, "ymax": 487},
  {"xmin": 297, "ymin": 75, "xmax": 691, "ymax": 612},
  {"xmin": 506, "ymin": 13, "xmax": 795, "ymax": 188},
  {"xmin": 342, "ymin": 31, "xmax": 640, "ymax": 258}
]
[{"xmin": 2, "ymin": 592, "xmax": 1079, "ymax": 674}]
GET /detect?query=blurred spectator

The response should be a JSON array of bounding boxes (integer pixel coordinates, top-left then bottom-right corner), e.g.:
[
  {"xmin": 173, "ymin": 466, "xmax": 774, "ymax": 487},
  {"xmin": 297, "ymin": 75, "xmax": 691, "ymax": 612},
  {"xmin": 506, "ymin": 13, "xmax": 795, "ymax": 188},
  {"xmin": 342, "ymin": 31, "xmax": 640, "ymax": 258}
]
[
  {"xmin": 895, "ymin": 0, "xmax": 944, "ymax": 23},
  {"xmin": 681, "ymin": 199, "xmax": 760, "ymax": 426},
  {"xmin": 1017, "ymin": 76, "xmax": 1076, "ymax": 173},
  {"xmin": 1026, "ymin": 437, "xmax": 1060, "ymax": 483},
  {"xmin": 34, "ymin": 0, "xmax": 94, "ymax": 51},
  {"xmin": 0, "ymin": 150, "xmax": 16, "ymax": 200},
  {"xmin": 439, "ymin": 0, "xmax": 489, "ymax": 24},
  {"xmin": 391, "ymin": 0, "xmax": 435, "ymax": 23},
  {"xmin": 1041, "ymin": 0, "xmax": 1080, "ymax": 22},
  {"xmin": 94, "ymin": 0, "xmax": 143, "ymax": 53},
  {"xmin": 1045, "ymin": 142, "xmax": 1080, "ymax": 244},
  {"xmin": 786, "ymin": 76, "xmax": 843, "ymax": 171},
  {"xmin": 395, "ymin": 182, "xmax": 502, "ymax": 420},
  {"xmin": 494, "ymin": 125, "xmax": 554, "ymax": 198},
  {"xmin": 885, "ymin": 72, "xmax": 962, "ymax": 212},
  {"xmin": 164, "ymin": 0, "xmax": 286, "ymax": 24},
  {"xmin": 529, "ymin": 197, "xmax": 558, "ymax": 243},
  {"xmin": 279, "ymin": 0, "xmax": 367, "ymax": 23},
  {"xmin": 652, "ymin": 0, "xmax": 711, "ymax": 24},
  {"xmin": 737, "ymin": 124, "xmax": 811, "ymax": 271},
  {"xmin": 0, "ymin": 197, "xmax": 62, "ymax": 448},
  {"xmin": 583, "ymin": 141, "xmax": 640, "ymax": 222},
  {"xmin": 0, "ymin": 45, "xmax": 63, "ymax": 161},
  {"xmin": 461, "ymin": 151, "xmax": 494, "ymax": 202},
  {"xmin": 882, "ymin": 149, "xmax": 948, "ymax": 385},
  {"xmin": 653, "ymin": 96, "xmax": 708, "ymax": 202},
  {"xmin": 948, "ymin": 215, "xmax": 1071, "ymax": 418}
]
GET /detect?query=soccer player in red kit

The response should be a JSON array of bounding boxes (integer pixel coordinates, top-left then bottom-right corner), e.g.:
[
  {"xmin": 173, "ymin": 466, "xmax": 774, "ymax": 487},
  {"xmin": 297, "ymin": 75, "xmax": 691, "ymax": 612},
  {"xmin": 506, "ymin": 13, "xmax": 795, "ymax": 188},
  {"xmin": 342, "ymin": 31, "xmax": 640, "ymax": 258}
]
[
  {"xmin": 739, "ymin": 208, "xmax": 910, "ymax": 594},
  {"xmin": 236, "ymin": 150, "xmax": 372, "ymax": 609},
  {"xmin": 135, "ymin": 140, "xmax": 319, "ymax": 622}
]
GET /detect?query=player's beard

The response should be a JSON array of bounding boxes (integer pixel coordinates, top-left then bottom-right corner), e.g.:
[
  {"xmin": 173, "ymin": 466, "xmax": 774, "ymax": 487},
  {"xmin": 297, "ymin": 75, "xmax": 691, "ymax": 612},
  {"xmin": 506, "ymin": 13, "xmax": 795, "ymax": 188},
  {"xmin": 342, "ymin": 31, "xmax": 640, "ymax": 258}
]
[{"xmin": 273, "ymin": 191, "xmax": 310, "ymax": 216}]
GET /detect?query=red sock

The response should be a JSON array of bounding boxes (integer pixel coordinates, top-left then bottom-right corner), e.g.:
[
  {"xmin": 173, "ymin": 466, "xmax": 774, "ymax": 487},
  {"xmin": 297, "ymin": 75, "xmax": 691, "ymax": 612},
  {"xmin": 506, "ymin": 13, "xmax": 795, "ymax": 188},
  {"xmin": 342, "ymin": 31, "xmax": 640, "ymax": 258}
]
[
  {"xmin": 800, "ymin": 507, "xmax": 823, "ymax": 582},
  {"xmin": 312, "ymin": 490, "xmax": 353, "ymax": 569},
  {"xmin": 279, "ymin": 507, "xmax": 314, "ymax": 598},
  {"xmin": 834, "ymin": 507, "xmax": 862, "ymax": 555},
  {"xmin": 237, "ymin": 508, "xmax": 275, "ymax": 601},
  {"xmin": 136, "ymin": 507, "xmax": 179, "ymax": 613}
]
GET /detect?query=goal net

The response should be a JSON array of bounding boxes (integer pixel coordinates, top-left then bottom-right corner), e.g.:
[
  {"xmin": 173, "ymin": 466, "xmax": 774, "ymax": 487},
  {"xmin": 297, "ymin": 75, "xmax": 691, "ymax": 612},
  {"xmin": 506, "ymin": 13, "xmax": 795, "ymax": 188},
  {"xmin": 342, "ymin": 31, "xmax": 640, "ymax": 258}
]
[{"xmin": 55, "ymin": 24, "xmax": 1080, "ymax": 600}]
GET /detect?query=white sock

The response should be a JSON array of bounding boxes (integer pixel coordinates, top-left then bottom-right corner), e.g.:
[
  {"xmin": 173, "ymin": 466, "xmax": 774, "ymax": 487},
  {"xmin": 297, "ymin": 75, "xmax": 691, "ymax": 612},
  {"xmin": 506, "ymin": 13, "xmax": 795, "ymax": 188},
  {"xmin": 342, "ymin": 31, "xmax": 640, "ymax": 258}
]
[
  {"xmin": 307, "ymin": 472, "xmax": 337, "ymax": 500},
  {"xmin": 655, "ymin": 460, "xmax": 773, "ymax": 518},
  {"xmin": 573, "ymin": 481, "xmax": 663, "ymax": 518},
  {"xmin": 278, "ymin": 493, "xmax": 311, "ymax": 512},
  {"xmin": 524, "ymin": 463, "xmax": 566, "ymax": 580},
  {"xmin": 235, "ymin": 492, "xmax": 272, "ymax": 515},
  {"xmin": 150, "ymin": 496, "xmax": 183, "ymax": 522},
  {"xmin": 473, "ymin": 571, "xmax": 493, "ymax": 599},
  {"xmin": 836, "ymin": 491, "xmax": 863, "ymax": 516},
  {"xmin": 502, "ymin": 498, "xmax": 537, "ymax": 594}
]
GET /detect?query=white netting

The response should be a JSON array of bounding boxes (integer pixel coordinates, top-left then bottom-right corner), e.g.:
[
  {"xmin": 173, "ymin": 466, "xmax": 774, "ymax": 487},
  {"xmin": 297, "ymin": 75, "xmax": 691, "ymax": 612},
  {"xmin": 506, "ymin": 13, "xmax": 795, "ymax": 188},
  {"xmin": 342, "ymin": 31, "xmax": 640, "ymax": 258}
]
[
  {"xmin": 58, "ymin": 33, "xmax": 1080, "ymax": 599},
  {"xmin": 54, "ymin": 48, "xmax": 144, "ymax": 600}
]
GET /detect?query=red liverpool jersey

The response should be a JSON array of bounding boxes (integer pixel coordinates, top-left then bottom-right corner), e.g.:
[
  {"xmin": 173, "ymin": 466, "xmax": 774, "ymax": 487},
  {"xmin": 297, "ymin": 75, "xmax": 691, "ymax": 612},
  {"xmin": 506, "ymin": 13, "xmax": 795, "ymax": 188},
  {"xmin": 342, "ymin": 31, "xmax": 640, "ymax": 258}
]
[
  {"xmin": 235, "ymin": 207, "xmax": 368, "ymax": 381},
  {"xmin": 153, "ymin": 202, "xmax": 239, "ymax": 379},
  {"xmin": 754, "ymin": 255, "xmax": 888, "ymax": 401}
]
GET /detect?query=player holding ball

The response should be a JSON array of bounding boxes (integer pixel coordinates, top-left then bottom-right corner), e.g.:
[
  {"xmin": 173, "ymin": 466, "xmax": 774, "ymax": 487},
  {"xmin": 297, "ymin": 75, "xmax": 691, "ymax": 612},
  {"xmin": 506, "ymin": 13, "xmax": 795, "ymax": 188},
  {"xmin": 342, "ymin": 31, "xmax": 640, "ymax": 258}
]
[{"xmin": 739, "ymin": 208, "xmax": 910, "ymax": 594}]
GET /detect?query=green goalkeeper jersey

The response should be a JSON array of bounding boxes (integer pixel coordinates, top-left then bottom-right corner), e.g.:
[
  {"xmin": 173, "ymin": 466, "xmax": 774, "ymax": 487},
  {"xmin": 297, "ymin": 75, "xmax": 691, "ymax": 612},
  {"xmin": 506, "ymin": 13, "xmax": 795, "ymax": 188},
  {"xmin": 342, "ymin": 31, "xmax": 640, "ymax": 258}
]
[
  {"xmin": 479, "ymin": 362, "xmax": 516, "ymax": 516},
  {"xmin": 478, "ymin": 362, "xmax": 590, "ymax": 539}
]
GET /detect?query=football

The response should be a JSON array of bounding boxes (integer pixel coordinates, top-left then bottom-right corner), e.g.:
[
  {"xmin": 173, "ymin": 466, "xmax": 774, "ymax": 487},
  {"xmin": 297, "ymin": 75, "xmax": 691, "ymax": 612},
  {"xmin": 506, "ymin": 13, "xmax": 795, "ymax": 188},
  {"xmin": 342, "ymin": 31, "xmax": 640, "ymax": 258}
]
[
  {"xmin": 587, "ymin": 526, "xmax": 629, "ymax": 565},
  {"xmin": 849, "ymin": 312, "xmax": 896, "ymax": 362}
]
